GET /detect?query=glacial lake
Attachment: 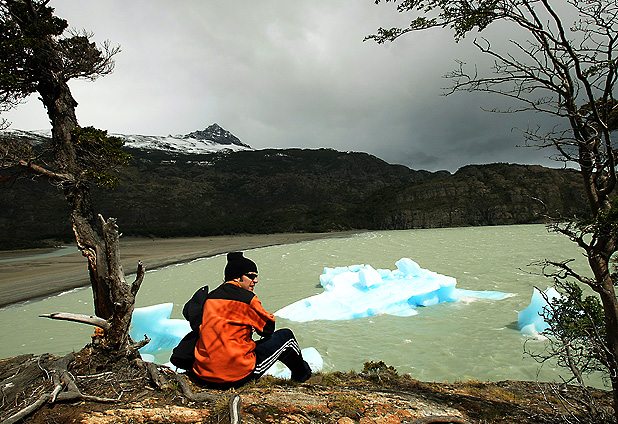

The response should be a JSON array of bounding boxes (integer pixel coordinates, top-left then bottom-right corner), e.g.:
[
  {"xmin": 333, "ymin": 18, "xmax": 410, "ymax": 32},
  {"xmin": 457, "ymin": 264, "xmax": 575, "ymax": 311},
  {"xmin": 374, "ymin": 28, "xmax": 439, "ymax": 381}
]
[{"xmin": 0, "ymin": 224, "xmax": 604, "ymax": 387}]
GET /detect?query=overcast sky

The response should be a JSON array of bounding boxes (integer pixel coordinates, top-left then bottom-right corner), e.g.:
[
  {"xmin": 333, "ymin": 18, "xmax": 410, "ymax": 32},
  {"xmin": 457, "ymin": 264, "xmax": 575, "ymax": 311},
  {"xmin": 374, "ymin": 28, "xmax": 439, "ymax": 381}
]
[{"xmin": 4, "ymin": 0, "xmax": 564, "ymax": 172}]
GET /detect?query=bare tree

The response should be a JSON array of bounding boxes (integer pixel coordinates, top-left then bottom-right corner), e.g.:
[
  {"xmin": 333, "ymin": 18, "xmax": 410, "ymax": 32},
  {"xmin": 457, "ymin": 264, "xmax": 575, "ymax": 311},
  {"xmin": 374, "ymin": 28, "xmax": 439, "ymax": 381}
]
[
  {"xmin": 369, "ymin": 0, "xmax": 618, "ymax": 420},
  {"xmin": 0, "ymin": 0, "xmax": 146, "ymax": 361}
]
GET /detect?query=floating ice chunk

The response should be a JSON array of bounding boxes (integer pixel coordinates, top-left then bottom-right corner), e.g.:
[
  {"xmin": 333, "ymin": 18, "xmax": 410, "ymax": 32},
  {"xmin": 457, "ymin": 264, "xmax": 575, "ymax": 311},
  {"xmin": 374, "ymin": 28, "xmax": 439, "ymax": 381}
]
[
  {"xmin": 396, "ymin": 258, "xmax": 422, "ymax": 277},
  {"xmin": 458, "ymin": 289, "xmax": 512, "ymax": 300},
  {"xmin": 276, "ymin": 258, "xmax": 511, "ymax": 322},
  {"xmin": 518, "ymin": 287, "xmax": 561, "ymax": 335},
  {"xmin": 265, "ymin": 347, "xmax": 323, "ymax": 379},
  {"xmin": 129, "ymin": 303, "xmax": 190, "ymax": 354},
  {"xmin": 358, "ymin": 266, "xmax": 382, "ymax": 289}
]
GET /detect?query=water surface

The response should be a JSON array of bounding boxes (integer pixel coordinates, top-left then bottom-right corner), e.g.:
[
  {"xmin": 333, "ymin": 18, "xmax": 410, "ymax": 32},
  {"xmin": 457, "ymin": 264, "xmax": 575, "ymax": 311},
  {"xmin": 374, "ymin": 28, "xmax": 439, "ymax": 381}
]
[{"xmin": 0, "ymin": 224, "xmax": 600, "ymax": 386}]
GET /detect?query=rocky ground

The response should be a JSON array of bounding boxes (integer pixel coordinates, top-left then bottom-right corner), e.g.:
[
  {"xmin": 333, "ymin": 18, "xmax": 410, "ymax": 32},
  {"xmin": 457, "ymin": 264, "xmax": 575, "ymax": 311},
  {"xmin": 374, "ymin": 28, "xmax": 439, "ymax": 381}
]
[{"xmin": 1, "ymin": 351, "xmax": 614, "ymax": 424}]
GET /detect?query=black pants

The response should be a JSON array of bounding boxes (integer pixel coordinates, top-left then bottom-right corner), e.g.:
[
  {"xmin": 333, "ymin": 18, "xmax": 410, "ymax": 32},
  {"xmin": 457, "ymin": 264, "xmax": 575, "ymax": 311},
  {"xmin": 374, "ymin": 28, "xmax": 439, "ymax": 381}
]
[{"xmin": 253, "ymin": 328, "xmax": 311, "ymax": 381}]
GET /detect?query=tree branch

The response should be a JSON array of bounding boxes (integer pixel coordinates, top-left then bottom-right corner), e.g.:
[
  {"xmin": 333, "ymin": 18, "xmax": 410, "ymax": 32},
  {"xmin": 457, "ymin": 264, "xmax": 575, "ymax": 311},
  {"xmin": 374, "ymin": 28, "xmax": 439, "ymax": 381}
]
[
  {"xmin": 18, "ymin": 160, "xmax": 72, "ymax": 182},
  {"xmin": 131, "ymin": 261, "xmax": 145, "ymax": 296},
  {"xmin": 39, "ymin": 312, "xmax": 110, "ymax": 331}
]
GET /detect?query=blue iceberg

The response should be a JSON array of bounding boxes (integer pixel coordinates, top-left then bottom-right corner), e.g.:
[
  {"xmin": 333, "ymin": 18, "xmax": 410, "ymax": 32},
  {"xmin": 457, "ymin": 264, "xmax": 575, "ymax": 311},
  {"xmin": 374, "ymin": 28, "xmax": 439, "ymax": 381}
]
[
  {"xmin": 518, "ymin": 287, "xmax": 561, "ymax": 335},
  {"xmin": 275, "ymin": 258, "xmax": 511, "ymax": 322},
  {"xmin": 129, "ymin": 303, "xmax": 190, "ymax": 355}
]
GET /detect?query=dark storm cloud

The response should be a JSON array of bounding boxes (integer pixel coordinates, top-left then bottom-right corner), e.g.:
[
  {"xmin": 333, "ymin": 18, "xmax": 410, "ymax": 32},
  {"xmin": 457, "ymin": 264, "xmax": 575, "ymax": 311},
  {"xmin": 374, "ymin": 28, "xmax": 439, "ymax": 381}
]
[{"xmin": 3, "ymin": 0, "xmax": 564, "ymax": 172}]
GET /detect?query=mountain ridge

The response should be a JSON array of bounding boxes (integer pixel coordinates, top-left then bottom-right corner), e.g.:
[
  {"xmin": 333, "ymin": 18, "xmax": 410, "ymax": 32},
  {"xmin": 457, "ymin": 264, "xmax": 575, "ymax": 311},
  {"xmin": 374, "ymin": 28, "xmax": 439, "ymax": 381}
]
[{"xmin": 0, "ymin": 127, "xmax": 589, "ymax": 249}]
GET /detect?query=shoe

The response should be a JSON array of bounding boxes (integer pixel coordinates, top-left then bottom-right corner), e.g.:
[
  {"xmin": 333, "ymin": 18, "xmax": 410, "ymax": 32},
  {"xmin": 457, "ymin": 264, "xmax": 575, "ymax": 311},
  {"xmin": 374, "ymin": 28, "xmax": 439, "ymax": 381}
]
[{"xmin": 291, "ymin": 360, "xmax": 312, "ymax": 382}]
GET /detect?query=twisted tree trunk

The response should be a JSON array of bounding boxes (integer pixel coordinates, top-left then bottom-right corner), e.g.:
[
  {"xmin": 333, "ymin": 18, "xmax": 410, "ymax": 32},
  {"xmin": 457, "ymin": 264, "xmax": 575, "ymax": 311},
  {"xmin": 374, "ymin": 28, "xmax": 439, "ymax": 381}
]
[{"xmin": 23, "ymin": 4, "xmax": 145, "ymax": 356}]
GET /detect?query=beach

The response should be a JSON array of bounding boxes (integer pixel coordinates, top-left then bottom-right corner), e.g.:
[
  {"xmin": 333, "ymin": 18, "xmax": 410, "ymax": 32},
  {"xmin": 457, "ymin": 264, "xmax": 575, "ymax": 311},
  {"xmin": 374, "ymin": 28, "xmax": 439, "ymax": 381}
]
[{"xmin": 0, "ymin": 232, "xmax": 355, "ymax": 308}]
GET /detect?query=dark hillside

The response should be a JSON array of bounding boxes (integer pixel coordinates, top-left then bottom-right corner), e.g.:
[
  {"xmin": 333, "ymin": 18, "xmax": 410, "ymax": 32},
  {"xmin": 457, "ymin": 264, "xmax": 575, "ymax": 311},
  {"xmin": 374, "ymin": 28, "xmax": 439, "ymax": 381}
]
[
  {"xmin": 92, "ymin": 148, "xmax": 437, "ymax": 237},
  {"xmin": 0, "ymin": 146, "xmax": 589, "ymax": 249},
  {"xmin": 364, "ymin": 163, "xmax": 587, "ymax": 229}
]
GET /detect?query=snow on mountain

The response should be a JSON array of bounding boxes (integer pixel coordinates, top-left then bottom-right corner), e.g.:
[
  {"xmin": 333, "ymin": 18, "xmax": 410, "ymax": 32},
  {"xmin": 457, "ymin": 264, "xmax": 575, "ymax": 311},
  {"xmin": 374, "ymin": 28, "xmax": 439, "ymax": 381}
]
[
  {"xmin": 1, "ymin": 124, "xmax": 251, "ymax": 155},
  {"xmin": 1, "ymin": 128, "xmax": 51, "ymax": 143},
  {"xmin": 122, "ymin": 123, "xmax": 251, "ymax": 154},
  {"xmin": 119, "ymin": 133, "xmax": 249, "ymax": 154}
]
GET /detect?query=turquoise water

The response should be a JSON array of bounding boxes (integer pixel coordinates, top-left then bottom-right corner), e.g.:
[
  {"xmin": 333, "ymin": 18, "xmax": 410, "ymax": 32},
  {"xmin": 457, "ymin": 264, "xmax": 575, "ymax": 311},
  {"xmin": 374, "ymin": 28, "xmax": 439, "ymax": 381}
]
[{"xmin": 0, "ymin": 224, "xmax": 602, "ymax": 386}]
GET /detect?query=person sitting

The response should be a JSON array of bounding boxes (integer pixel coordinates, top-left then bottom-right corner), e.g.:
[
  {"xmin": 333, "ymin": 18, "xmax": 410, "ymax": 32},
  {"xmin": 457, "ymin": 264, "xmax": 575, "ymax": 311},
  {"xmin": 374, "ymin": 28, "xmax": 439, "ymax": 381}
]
[{"xmin": 192, "ymin": 251, "xmax": 312, "ymax": 389}]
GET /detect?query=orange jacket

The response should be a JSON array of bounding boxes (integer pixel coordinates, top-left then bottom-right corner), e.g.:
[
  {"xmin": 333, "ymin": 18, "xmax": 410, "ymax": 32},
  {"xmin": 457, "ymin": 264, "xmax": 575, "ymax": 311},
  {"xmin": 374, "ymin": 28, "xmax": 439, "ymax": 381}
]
[{"xmin": 193, "ymin": 281, "xmax": 275, "ymax": 383}]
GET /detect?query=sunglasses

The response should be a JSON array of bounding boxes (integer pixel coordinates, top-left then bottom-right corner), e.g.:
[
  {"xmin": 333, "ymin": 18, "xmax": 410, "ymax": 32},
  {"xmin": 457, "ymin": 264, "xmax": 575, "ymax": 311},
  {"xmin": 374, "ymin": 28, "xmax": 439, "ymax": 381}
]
[{"xmin": 244, "ymin": 273, "xmax": 258, "ymax": 281}]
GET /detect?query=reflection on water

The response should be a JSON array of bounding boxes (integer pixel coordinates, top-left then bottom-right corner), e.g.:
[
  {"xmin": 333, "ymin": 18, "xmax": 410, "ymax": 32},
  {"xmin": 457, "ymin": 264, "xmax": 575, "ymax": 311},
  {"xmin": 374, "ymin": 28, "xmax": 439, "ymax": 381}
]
[{"xmin": 0, "ymin": 225, "xmax": 604, "ymax": 387}]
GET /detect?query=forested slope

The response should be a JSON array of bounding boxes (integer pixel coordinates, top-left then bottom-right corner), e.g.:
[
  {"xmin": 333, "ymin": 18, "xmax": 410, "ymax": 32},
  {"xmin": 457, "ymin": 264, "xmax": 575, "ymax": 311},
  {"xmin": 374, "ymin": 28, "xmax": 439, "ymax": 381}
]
[{"xmin": 0, "ymin": 147, "xmax": 587, "ymax": 249}]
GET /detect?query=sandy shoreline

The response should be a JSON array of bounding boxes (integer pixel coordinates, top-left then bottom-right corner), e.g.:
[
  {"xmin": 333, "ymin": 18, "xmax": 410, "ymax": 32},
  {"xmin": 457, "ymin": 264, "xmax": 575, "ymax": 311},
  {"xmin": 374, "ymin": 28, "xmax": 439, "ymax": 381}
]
[{"xmin": 0, "ymin": 232, "xmax": 358, "ymax": 308}]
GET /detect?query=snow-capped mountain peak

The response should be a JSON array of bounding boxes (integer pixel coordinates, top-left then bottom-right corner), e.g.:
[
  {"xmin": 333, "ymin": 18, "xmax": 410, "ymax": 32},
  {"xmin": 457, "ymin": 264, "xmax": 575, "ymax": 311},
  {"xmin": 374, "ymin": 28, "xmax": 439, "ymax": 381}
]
[
  {"xmin": 179, "ymin": 123, "xmax": 248, "ymax": 147},
  {"xmin": 121, "ymin": 123, "xmax": 250, "ymax": 154},
  {"xmin": 1, "ymin": 124, "xmax": 251, "ymax": 155}
]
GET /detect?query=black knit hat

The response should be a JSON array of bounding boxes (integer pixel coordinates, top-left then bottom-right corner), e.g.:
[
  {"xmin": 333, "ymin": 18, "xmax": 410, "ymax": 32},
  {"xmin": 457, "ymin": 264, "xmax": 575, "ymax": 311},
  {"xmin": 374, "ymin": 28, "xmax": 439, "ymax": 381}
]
[{"xmin": 224, "ymin": 252, "xmax": 258, "ymax": 281}]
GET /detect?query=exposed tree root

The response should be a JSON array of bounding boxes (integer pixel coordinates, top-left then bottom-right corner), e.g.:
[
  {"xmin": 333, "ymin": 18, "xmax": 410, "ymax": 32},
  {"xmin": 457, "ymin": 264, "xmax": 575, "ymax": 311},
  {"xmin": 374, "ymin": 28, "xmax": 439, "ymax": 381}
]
[
  {"xmin": 134, "ymin": 358, "xmax": 170, "ymax": 390},
  {"xmin": 1, "ymin": 394, "xmax": 49, "ymax": 424},
  {"xmin": 0, "ymin": 353, "xmax": 119, "ymax": 424},
  {"xmin": 170, "ymin": 371, "xmax": 242, "ymax": 423},
  {"xmin": 0, "ymin": 352, "xmax": 240, "ymax": 424},
  {"xmin": 172, "ymin": 372, "xmax": 220, "ymax": 402}
]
